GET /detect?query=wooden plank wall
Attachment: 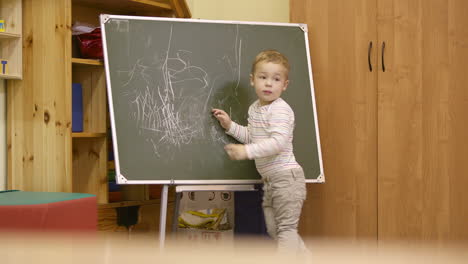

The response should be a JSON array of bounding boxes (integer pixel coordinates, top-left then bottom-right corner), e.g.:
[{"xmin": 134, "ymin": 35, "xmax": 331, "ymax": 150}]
[{"xmin": 7, "ymin": 0, "xmax": 72, "ymax": 191}]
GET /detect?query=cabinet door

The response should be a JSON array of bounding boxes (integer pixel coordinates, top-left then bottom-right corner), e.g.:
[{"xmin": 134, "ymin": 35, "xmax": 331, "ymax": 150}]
[
  {"xmin": 291, "ymin": 0, "xmax": 378, "ymax": 239},
  {"xmin": 378, "ymin": 0, "xmax": 468, "ymax": 241}
]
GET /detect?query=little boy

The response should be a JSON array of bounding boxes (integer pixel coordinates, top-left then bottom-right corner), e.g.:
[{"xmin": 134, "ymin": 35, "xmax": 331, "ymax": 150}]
[{"xmin": 212, "ymin": 50, "xmax": 307, "ymax": 253}]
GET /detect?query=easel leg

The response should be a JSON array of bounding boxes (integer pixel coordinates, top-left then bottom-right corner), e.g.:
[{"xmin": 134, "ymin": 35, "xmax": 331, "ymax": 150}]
[
  {"xmin": 171, "ymin": 192, "xmax": 182, "ymax": 232},
  {"xmin": 159, "ymin": 184, "xmax": 169, "ymax": 249}
]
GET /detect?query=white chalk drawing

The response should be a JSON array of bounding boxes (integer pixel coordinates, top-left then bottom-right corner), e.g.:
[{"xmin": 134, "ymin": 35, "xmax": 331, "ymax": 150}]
[{"xmin": 119, "ymin": 25, "xmax": 243, "ymax": 157}]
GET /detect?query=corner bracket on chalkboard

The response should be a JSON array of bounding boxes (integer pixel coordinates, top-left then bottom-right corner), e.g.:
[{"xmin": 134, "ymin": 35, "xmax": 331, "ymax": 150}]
[
  {"xmin": 117, "ymin": 174, "xmax": 128, "ymax": 184},
  {"xmin": 317, "ymin": 174, "xmax": 325, "ymax": 183},
  {"xmin": 101, "ymin": 14, "xmax": 111, "ymax": 24},
  {"xmin": 299, "ymin": 24, "xmax": 308, "ymax": 33}
]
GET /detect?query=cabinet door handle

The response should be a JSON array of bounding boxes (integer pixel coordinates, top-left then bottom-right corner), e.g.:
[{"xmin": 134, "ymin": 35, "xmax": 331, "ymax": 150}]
[
  {"xmin": 368, "ymin": 41, "xmax": 373, "ymax": 72},
  {"xmin": 381, "ymin": 41, "xmax": 386, "ymax": 72}
]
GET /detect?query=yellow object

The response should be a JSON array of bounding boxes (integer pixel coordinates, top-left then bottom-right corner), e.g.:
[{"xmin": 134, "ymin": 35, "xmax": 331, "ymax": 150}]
[
  {"xmin": 178, "ymin": 208, "xmax": 230, "ymax": 230},
  {"xmin": 0, "ymin": 20, "xmax": 5, "ymax": 32}
]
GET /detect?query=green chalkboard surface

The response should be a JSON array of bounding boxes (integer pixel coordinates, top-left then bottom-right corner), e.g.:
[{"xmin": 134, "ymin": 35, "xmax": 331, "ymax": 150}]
[{"xmin": 101, "ymin": 15, "xmax": 324, "ymax": 184}]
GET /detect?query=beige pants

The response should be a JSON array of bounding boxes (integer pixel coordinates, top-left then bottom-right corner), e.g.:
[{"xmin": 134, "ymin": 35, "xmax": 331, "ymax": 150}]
[{"xmin": 262, "ymin": 167, "xmax": 308, "ymax": 254}]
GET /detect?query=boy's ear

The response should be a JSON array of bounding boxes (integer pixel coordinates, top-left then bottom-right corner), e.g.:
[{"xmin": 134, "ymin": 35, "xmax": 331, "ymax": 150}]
[
  {"xmin": 249, "ymin": 74, "xmax": 254, "ymax": 86},
  {"xmin": 283, "ymin": 80, "xmax": 289, "ymax": 91}
]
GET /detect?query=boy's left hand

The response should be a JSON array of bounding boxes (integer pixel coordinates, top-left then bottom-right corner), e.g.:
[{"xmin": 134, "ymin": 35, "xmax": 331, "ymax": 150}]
[{"xmin": 224, "ymin": 144, "xmax": 248, "ymax": 160}]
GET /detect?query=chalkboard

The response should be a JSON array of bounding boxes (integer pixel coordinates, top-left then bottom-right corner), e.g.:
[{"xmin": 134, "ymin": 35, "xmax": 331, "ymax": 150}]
[{"xmin": 101, "ymin": 15, "xmax": 324, "ymax": 184}]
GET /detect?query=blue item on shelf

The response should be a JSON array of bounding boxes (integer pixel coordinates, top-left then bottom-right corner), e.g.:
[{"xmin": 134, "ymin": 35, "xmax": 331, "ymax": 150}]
[
  {"xmin": 108, "ymin": 181, "xmax": 120, "ymax": 192},
  {"xmin": 72, "ymin": 83, "xmax": 83, "ymax": 132},
  {"xmin": 108, "ymin": 143, "xmax": 114, "ymax": 161}
]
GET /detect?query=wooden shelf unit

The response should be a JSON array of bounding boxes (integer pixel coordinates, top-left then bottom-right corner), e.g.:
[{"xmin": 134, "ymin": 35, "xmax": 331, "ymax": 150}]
[
  {"xmin": 7, "ymin": 0, "xmax": 190, "ymax": 236},
  {"xmin": 71, "ymin": 0, "xmax": 191, "ymax": 205},
  {"xmin": 0, "ymin": 0, "xmax": 22, "ymax": 79}
]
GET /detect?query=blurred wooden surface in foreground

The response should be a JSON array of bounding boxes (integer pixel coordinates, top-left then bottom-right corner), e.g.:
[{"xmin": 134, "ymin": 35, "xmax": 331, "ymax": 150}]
[{"xmin": 1, "ymin": 232, "xmax": 468, "ymax": 264}]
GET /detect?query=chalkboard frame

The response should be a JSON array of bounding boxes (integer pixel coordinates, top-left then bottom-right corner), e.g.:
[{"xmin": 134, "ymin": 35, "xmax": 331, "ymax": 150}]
[{"xmin": 101, "ymin": 14, "xmax": 324, "ymax": 185}]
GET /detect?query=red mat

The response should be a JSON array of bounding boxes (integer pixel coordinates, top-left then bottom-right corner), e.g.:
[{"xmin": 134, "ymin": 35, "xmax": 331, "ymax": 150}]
[{"xmin": 0, "ymin": 191, "xmax": 97, "ymax": 232}]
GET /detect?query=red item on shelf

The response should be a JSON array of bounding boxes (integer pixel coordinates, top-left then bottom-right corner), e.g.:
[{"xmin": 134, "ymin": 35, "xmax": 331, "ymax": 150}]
[
  {"xmin": 76, "ymin": 28, "xmax": 103, "ymax": 59},
  {"xmin": 149, "ymin": 185, "xmax": 162, "ymax": 199},
  {"xmin": 108, "ymin": 191, "xmax": 122, "ymax": 203}
]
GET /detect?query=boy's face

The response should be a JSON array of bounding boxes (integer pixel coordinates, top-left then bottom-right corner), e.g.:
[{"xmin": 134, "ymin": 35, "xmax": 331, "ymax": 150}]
[{"xmin": 250, "ymin": 62, "xmax": 289, "ymax": 106}]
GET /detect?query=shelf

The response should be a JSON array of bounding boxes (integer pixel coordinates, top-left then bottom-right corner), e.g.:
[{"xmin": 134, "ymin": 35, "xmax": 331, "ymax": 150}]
[
  {"xmin": 74, "ymin": 0, "xmax": 173, "ymax": 14},
  {"xmin": 0, "ymin": 73, "xmax": 21, "ymax": 80},
  {"xmin": 128, "ymin": 0, "xmax": 172, "ymax": 10},
  {"xmin": 72, "ymin": 132, "xmax": 107, "ymax": 138},
  {"xmin": 72, "ymin": 57, "xmax": 103, "ymax": 66},
  {"xmin": 98, "ymin": 199, "xmax": 163, "ymax": 209},
  {"xmin": 0, "ymin": 32, "xmax": 21, "ymax": 39}
]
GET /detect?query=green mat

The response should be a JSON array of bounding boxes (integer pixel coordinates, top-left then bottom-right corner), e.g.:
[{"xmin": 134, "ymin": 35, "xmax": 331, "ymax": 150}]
[{"xmin": 0, "ymin": 190, "xmax": 95, "ymax": 205}]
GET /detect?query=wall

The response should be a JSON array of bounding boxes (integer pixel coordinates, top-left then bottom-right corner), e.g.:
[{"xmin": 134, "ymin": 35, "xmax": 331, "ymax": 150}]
[{"xmin": 186, "ymin": 0, "xmax": 289, "ymax": 22}]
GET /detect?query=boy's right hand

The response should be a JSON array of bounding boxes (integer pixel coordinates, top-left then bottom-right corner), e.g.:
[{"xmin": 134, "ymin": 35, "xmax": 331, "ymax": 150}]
[{"xmin": 212, "ymin": 108, "xmax": 232, "ymax": 131}]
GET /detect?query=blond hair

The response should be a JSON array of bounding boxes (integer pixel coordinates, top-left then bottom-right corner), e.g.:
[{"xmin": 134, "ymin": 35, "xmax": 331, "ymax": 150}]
[{"xmin": 251, "ymin": 49, "xmax": 290, "ymax": 76}]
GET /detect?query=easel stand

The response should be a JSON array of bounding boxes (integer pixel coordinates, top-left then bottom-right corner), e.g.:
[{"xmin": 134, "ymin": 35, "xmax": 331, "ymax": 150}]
[
  {"xmin": 159, "ymin": 185, "xmax": 169, "ymax": 249},
  {"xmin": 158, "ymin": 184, "xmax": 256, "ymax": 248}
]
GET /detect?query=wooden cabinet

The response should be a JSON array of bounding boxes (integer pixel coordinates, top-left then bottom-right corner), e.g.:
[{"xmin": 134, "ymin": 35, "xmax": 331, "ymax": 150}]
[
  {"xmin": 291, "ymin": 0, "xmax": 378, "ymax": 240},
  {"xmin": 291, "ymin": 0, "xmax": 468, "ymax": 241},
  {"xmin": 0, "ymin": 0, "xmax": 22, "ymax": 79},
  {"xmin": 377, "ymin": 0, "xmax": 468, "ymax": 241},
  {"xmin": 7, "ymin": 0, "xmax": 190, "ymax": 208}
]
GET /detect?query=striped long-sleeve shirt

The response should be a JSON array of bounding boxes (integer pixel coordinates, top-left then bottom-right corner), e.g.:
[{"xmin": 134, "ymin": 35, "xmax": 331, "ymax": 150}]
[{"xmin": 226, "ymin": 98, "xmax": 300, "ymax": 177}]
